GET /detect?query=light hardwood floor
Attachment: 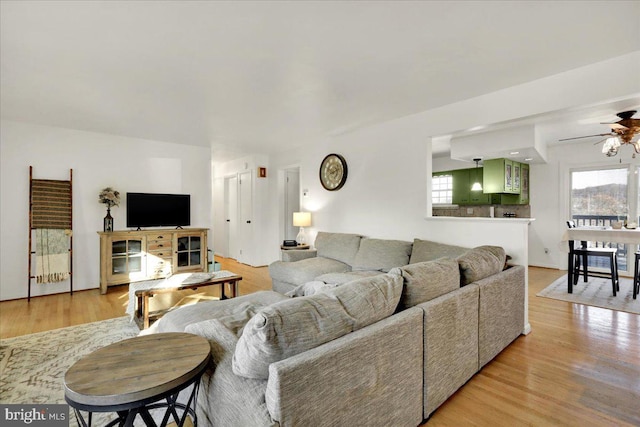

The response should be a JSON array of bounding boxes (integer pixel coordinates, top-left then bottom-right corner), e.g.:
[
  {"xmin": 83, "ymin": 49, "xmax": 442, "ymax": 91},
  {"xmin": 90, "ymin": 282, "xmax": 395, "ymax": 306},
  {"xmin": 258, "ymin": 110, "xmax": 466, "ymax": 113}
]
[{"xmin": 1, "ymin": 258, "xmax": 638, "ymax": 426}]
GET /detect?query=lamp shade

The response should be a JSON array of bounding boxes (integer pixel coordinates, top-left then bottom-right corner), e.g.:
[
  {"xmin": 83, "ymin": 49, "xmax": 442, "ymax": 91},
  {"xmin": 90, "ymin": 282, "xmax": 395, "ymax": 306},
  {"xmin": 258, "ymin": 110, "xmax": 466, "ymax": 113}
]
[{"xmin": 293, "ymin": 212, "xmax": 311, "ymax": 227}]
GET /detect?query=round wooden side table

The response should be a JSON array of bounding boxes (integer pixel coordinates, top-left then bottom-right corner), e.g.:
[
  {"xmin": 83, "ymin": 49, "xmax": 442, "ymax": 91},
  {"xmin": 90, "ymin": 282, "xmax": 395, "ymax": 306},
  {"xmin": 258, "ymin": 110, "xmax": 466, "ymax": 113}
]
[{"xmin": 64, "ymin": 332, "xmax": 210, "ymax": 427}]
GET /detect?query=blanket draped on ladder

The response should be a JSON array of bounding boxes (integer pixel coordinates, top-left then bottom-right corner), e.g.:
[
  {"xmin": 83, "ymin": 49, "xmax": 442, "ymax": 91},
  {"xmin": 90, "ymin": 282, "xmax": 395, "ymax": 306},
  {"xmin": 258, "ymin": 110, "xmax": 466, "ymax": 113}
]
[{"xmin": 36, "ymin": 228, "xmax": 70, "ymax": 284}]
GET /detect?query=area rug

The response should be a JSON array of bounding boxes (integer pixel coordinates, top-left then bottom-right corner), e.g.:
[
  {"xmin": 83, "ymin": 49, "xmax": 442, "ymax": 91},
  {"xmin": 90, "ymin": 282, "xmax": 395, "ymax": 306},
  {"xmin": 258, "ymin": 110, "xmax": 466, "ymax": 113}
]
[
  {"xmin": 537, "ymin": 275, "xmax": 639, "ymax": 315},
  {"xmin": 0, "ymin": 316, "xmax": 139, "ymax": 425}
]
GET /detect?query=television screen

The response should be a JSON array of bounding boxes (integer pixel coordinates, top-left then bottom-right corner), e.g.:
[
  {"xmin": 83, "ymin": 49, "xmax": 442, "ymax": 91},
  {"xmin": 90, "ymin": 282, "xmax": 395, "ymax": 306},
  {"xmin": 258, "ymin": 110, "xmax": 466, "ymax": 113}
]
[{"xmin": 126, "ymin": 193, "xmax": 190, "ymax": 229}]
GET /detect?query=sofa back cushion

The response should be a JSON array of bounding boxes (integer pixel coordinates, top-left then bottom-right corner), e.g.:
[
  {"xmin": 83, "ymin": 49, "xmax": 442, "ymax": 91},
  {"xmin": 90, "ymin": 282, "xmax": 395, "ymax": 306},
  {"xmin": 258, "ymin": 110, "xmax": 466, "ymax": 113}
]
[
  {"xmin": 457, "ymin": 245, "xmax": 506, "ymax": 286},
  {"xmin": 390, "ymin": 257, "xmax": 460, "ymax": 309},
  {"xmin": 352, "ymin": 238, "xmax": 412, "ymax": 272},
  {"xmin": 314, "ymin": 232, "xmax": 363, "ymax": 265},
  {"xmin": 409, "ymin": 239, "xmax": 469, "ymax": 264},
  {"xmin": 232, "ymin": 273, "xmax": 403, "ymax": 379}
]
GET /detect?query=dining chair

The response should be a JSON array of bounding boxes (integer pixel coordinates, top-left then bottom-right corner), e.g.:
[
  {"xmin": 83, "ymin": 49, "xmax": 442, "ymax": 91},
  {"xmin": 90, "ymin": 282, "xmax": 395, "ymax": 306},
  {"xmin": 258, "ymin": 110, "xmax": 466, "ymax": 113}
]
[
  {"xmin": 634, "ymin": 252, "xmax": 639, "ymax": 299},
  {"xmin": 566, "ymin": 220, "xmax": 620, "ymax": 296}
]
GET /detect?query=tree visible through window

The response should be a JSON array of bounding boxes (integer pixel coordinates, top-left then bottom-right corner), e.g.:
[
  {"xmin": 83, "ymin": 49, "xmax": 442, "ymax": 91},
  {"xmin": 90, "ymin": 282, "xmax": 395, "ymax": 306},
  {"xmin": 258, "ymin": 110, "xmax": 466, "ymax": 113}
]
[{"xmin": 571, "ymin": 168, "xmax": 628, "ymax": 222}]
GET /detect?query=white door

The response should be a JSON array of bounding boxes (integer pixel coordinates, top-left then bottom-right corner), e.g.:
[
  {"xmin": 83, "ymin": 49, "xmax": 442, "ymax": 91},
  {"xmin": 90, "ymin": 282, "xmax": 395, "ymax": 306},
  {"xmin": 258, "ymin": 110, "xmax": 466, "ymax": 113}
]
[
  {"xmin": 284, "ymin": 168, "xmax": 300, "ymax": 241},
  {"xmin": 239, "ymin": 171, "xmax": 253, "ymax": 264},
  {"xmin": 225, "ymin": 175, "xmax": 239, "ymax": 260}
]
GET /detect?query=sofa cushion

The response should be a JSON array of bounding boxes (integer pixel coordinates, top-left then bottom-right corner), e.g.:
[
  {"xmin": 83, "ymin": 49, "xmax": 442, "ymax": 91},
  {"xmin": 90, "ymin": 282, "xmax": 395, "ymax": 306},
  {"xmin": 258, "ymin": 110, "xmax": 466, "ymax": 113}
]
[
  {"xmin": 154, "ymin": 291, "xmax": 288, "ymax": 333},
  {"xmin": 285, "ymin": 281, "xmax": 338, "ymax": 297},
  {"xmin": 314, "ymin": 232, "xmax": 363, "ymax": 265},
  {"xmin": 315, "ymin": 270, "xmax": 383, "ymax": 285},
  {"xmin": 457, "ymin": 245, "xmax": 506, "ymax": 286},
  {"xmin": 352, "ymin": 238, "xmax": 412, "ymax": 272},
  {"xmin": 390, "ymin": 257, "xmax": 460, "ymax": 309},
  {"xmin": 269, "ymin": 256, "xmax": 351, "ymax": 286},
  {"xmin": 232, "ymin": 273, "xmax": 403, "ymax": 379},
  {"xmin": 409, "ymin": 239, "xmax": 469, "ymax": 264}
]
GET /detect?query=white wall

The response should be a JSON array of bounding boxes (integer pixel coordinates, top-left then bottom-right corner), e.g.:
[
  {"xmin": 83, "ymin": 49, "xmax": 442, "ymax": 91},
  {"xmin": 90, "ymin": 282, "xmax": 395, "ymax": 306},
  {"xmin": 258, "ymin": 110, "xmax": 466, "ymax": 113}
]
[
  {"xmin": 0, "ymin": 120, "xmax": 212, "ymax": 301},
  {"xmin": 260, "ymin": 52, "xmax": 639, "ymax": 263}
]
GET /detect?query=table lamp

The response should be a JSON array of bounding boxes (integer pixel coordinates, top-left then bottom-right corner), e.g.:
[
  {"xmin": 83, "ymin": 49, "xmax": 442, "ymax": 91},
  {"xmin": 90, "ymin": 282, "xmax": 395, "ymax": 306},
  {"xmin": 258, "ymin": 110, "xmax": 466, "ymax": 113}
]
[{"xmin": 293, "ymin": 212, "xmax": 311, "ymax": 244}]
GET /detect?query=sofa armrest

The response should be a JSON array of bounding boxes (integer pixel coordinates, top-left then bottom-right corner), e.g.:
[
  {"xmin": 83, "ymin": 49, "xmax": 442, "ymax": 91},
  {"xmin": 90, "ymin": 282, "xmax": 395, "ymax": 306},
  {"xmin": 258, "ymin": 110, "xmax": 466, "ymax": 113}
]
[
  {"xmin": 265, "ymin": 308, "xmax": 423, "ymax": 427},
  {"xmin": 185, "ymin": 320, "xmax": 275, "ymax": 427},
  {"xmin": 281, "ymin": 249, "xmax": 317, "ymax": 262},
  {"xmin": 476, "ymin": 265, "xmax": 525, "ymax": 368},
  {"xmin": 418, "ymin": 284, "xmax": 479, "ymax": 418}
]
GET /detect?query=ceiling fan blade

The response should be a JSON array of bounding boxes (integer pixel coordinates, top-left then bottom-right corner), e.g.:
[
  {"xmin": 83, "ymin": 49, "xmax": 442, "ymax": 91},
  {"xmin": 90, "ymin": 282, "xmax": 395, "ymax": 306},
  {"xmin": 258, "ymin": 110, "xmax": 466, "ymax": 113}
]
[
  {"xmin": 609, "ymin": 123, "xmax": 629, "ymax": 130},
  {"xmin": 559, "ymin": 133, "xmax": 613, "ymax": 141}
]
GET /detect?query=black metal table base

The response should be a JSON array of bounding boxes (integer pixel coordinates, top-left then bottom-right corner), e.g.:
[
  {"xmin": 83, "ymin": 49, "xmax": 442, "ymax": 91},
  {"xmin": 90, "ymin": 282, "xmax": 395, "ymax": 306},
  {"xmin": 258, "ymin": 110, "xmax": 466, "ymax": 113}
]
[{"xmin": 71, "ymin": 378, "xmax": 201, "ymax": 427}]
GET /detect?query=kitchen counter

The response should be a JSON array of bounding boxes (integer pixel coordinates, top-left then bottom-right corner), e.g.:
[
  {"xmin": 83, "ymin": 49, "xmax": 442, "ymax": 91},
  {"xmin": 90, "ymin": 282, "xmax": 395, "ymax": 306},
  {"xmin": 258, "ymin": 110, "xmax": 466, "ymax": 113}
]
[{"xmin": 427, "ymin": 216, "xmax": 535, "ymax": 224}]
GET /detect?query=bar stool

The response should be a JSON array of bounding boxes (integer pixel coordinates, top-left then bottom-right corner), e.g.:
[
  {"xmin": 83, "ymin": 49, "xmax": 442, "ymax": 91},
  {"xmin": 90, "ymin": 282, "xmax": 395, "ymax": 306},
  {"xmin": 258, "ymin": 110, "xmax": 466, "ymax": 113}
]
[
  {"xmin": 566, "ymin": 221, "xmax": 619, "ymax": 296},
  {"xmin": 634, "ymin": 252, "xmax": 639, "ymax": 299}
]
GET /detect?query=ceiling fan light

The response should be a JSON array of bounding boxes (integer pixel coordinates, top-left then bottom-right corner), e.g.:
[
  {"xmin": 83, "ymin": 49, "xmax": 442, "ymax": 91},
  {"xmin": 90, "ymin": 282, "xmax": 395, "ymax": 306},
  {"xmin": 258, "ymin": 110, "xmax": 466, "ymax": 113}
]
[{"xmin": 602, "ymin": 136, "xmax": 621, "ymax": 154}]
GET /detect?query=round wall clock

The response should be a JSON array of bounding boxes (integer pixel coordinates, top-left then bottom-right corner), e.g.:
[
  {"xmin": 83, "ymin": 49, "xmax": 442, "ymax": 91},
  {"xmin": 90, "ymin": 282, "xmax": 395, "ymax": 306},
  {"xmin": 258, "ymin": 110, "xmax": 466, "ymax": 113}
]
[{"xmin": 319, "ymin": 153, "xmax": 348, "ymax": 191}]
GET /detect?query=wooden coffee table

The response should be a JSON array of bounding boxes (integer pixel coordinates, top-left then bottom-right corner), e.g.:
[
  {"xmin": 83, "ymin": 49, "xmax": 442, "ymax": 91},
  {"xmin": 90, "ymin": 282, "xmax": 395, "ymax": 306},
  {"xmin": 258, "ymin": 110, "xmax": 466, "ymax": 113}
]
[
  {"xmin": 64, "ymin": 333, "xmax": 210, "ymax": 427},
  {"xmin": 133, "ymin": 272, "xmax": 242, "ymax": 329}
]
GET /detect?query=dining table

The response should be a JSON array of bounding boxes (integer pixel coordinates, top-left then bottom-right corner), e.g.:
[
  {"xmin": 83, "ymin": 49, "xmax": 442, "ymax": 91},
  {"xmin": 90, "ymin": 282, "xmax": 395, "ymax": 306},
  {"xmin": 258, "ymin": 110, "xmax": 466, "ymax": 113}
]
[{"xmin": 563, "ymin": 226, "xmax": 640, "ymax": 293}]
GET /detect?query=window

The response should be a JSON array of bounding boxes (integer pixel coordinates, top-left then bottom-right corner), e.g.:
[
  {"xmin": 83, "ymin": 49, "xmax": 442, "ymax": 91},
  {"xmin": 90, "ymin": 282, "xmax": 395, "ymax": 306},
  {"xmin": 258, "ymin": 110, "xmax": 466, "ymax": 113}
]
[
  {"xmin": 570, "ymin": 166, "xmax": 629, "ymax": 271},
  {"xmin": 432, "ymin": 174, "xmax": 453, "ymax": 204},
  {"xmin": 570, "ymin": 167, "xmax": 628, "ymax": 224}
]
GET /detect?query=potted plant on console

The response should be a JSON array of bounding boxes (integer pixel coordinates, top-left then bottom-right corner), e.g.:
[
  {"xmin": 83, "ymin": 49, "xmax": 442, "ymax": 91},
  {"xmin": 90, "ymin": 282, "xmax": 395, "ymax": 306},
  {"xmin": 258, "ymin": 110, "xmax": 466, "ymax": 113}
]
[{"xmin": 99, "ymin": 187, "xmax": 120, "ymax": 232}]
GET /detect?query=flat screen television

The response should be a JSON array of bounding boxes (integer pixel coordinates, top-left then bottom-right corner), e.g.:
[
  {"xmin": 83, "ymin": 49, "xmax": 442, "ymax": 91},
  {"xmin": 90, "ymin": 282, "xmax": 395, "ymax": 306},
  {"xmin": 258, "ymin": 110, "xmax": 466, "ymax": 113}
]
[{"xmin": 126, "ymin": 193, "xmax": 190, "ymax": 229}]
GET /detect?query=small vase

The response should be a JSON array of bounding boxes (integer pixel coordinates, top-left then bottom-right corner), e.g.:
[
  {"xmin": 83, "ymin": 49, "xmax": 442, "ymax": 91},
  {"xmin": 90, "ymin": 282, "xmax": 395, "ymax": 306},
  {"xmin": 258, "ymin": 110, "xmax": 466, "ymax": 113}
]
[{"xmin": 104, "ymin": 207, "xmax": 114, "ymax": 232}]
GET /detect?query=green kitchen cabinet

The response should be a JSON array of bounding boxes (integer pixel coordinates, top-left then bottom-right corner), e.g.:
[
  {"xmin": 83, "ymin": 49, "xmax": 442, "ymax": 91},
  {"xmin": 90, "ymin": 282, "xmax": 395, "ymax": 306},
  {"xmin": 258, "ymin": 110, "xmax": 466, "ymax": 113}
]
[
  {"xmin": 512, "ymin": 161, "xmax": 521, "ymax": 193},
  {"xmin": 452, "ymin": 169, "xmax": 470, "ymax": 204},
  {"xmin": 519, "ymin": 163, "xmax": 529, "ymax": 204},
  {"xmin": 435, "ymin": 162, "xmax": 528, "ymax": 205},
  {"xmin": 468, "ymin": 167, "xmax": 491, "ymax": 204},
  {"xmin": 450, "ymin": 167, "xmax": 491, "ymax": 205},
  {"xmin": 483, "ymin": 158, "xmax": 520, "ymax": 194}
]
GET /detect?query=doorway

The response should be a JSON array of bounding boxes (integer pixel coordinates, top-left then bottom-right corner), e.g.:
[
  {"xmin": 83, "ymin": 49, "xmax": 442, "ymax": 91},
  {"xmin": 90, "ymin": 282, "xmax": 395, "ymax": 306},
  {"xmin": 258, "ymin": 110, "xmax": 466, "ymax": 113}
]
[{"xmin": 224, "ymin": 175, "xmax": 239, "ymax": 260}]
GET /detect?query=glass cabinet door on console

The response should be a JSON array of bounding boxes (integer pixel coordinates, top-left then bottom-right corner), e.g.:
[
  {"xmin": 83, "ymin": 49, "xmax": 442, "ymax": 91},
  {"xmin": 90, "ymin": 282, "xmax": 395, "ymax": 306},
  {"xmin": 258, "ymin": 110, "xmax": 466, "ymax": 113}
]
[
  {"xmin": 109, "ymin": 238, "xmax": 147, "ymax": 282},
  {"xmin": 174, "ymin": 232, "xmax": 205, "ymax": 272}
]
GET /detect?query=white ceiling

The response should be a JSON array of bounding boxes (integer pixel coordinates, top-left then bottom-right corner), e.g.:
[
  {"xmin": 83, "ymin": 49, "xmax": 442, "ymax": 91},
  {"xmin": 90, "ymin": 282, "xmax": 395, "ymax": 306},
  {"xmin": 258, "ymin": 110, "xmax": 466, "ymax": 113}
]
[{"xmin": 1, "ymin": 1, "xmax": 639, "ymax": 162}]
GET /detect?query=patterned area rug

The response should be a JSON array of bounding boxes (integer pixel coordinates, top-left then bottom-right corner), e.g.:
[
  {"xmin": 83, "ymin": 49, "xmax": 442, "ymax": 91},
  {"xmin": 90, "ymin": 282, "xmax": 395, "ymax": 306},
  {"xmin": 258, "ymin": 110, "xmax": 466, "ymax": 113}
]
[
  {"xmin": 0, "ymin": 317, "xmax": 140, "ymax": 425},
  {"xmin": 537, "ymin": 275, "xmax": 639, "ymax": 314}
]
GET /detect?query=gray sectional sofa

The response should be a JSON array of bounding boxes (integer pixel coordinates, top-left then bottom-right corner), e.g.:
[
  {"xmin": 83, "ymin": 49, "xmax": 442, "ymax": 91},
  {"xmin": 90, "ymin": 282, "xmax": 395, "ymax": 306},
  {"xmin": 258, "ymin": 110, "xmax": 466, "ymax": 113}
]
[{"xmin": 153, "ymin": 232, "xmax": 525, "ymax": 426}]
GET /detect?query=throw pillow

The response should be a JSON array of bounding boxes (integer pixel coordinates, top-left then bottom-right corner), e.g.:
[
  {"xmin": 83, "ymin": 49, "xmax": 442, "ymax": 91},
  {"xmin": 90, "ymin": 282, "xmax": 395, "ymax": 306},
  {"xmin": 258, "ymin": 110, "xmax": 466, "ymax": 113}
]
[
  {"xmin": 314, "ymin": 232, "xmax": 363, "ymax": 265},
  {"xmin": 352, "ymin": 238, "xmax": 413, "ymax": 272},
  {"xmin": 390, "ymin": 257, "xmax": 460, "ymax": 309},
  {"xmin": 285, "ymin": 281, "xmax": 338, "ymax": 297},
  {"xmin": 232, "ymin": 273, "xmax": 403, "ymax": 380},
  {"xmin": 457, "ymin": 245, "xmax": 506, "ymax": 286},
  {"xmin": 409, "ymin": 239, "xmax": 469, "ymax": 264}
]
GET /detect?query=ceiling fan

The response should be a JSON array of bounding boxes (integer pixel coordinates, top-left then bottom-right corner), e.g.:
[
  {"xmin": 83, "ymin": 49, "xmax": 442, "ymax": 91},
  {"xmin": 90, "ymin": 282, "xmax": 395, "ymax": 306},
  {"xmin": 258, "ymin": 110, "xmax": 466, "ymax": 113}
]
[{"xmin": 559, "ymin": 110, "xmax": 640, "ymax": 157}]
